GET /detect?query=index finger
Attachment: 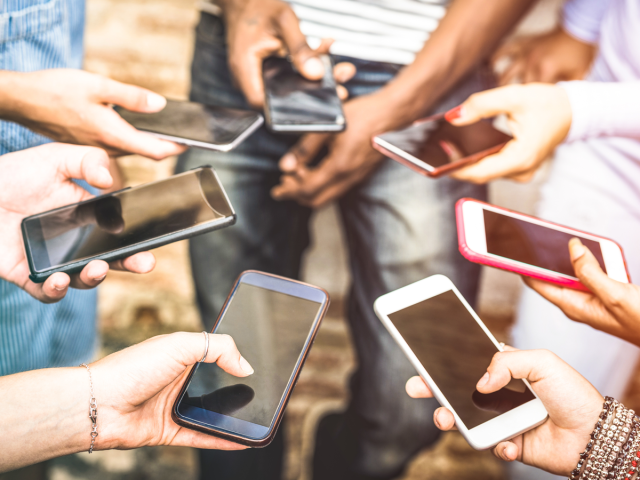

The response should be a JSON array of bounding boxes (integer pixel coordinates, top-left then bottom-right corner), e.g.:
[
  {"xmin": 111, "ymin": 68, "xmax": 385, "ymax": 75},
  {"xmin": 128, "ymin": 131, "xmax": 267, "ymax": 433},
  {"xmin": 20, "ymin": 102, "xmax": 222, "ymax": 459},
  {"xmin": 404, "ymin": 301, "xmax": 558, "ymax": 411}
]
[
  {"xmin": 406, "ymin": 376, "xmax": 433, "ymax": 398},
  {"xmin": 275, "ymin": 7, "xmax": 325, "ymax": 80},
  {"xmin": 446, "ymin": 85, "xmax": 526, "ymax": 126}
]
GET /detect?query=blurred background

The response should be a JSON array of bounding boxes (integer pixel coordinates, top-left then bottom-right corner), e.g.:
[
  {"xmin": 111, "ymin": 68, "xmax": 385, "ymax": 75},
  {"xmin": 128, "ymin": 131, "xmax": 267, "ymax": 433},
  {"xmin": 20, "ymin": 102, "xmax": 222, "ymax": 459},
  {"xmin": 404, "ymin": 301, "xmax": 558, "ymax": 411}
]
[{"xmin": 5, "ymin": 0, "xmax": 640, "ymax": 479}]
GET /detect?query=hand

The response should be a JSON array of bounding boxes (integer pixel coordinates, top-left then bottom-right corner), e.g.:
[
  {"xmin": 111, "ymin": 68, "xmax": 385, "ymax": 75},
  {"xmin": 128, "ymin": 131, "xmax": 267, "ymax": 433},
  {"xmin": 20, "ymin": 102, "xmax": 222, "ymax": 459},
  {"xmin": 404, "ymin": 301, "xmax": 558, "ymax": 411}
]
[
  {"xmin": 445, "ymin": 83, "xmax": 572, "ymax": 184},
  {"xmin": 222, "ymin": 0, "xmax": 335, "ymax": 108},
  {"xmin": 493, "ymin": 27, "xmax": 596, "ymax": 86},
  {"xmin": 271, "ymin": 91, "xmax": 392, "ymax": 208},
  {"xmin": 92, "ymin": 332, "xmax": 254, "ymax": 451},
  {"xmin": 526, "ymin": 238, "xmax": 640, "ymax": 346},
  {"xmin": 0, "ymin": 143, "xmax": 156, "ymax": 303},
  {"xmin": 406, "ymin": 348, "xmax": 603, "ymax": 476},
  {"xmin": 0, "ymin": 70, "xmax": 185, "ymax": 160}
]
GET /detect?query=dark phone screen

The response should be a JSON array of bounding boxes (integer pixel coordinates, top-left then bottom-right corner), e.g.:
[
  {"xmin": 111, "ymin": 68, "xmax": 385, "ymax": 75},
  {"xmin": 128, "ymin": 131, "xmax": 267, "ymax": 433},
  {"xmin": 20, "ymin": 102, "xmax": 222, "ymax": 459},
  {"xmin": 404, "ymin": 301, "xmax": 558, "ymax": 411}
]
[
  {"xmin": 183, "ymin": 283, "xmax": 322, "ymax": 428},
  {"xmin": 263, "ymin": 56, "xmax": 344, "ymax": 127},
  {"xmin": 115, "ymin": 100, "xmax": 261, "ymax": 146},
  {"xmin": 388, "ymin": 290, "xmax": 535, "ymax": 429},
  {"xmin": 483, "ymin": 209, "xmax": 606, "ymax": 277},
  {"xmin": 378, "ymin": 117, "xmax": 512, "ymax": 168},
  {"xmin": 24, "ymin": 169, "xmax": 233, "ymax": 271}
]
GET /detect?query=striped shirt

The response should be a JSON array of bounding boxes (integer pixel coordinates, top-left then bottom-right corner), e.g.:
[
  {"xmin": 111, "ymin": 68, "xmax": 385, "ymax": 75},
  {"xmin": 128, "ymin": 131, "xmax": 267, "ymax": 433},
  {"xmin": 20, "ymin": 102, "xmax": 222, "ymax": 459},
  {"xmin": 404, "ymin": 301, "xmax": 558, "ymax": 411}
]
[
  {"xmin": 0, "ymin": 0, "xmax": 97, "ymax": 376},
  {"xmin": 201, "ymin": 0, "xmax": 449, "ymax": 65}
]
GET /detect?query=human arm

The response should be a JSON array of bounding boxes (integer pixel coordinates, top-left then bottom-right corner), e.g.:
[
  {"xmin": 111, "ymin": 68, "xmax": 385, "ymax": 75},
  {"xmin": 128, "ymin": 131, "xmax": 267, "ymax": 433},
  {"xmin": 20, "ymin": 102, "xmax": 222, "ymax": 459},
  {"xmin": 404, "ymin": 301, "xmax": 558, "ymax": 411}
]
[
  {"xmin": 526, "ymin": 238, "xmax": 640, "ymax": 347},
  {"xmin": 0, "ymin": 332, "xmax": 254, "ymax": 473},
  {"xmin": 271, "ymin": 0, "xmax": 537, "ymax": 207},
  {"xmin": 0, "ymin": 70, "xmax": 185, "ymax": 160},
  {"xmin": 406, "ymin": 348, "xmax": 603, "ymax": 476},
  {"xmin": 0, "ymin": 143, "xmax": 156, "ymax": 303}
]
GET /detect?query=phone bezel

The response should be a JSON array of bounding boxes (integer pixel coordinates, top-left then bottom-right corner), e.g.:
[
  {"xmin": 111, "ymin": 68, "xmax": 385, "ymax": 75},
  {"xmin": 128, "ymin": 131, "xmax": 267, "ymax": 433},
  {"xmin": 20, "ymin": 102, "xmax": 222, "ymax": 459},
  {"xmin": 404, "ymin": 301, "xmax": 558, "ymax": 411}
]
[
  {"xmin": 171, "ymin": 270, "xmax": 330, "ymax": 447},
  {"xmin": 371, "ymin": 114, "xmax": 510, "ymax": 178},
  {"xmin": 458, "ymin": 198, "xmax": 630, "ymax": 287},
  {"xmin": 22, "ymin": 167, "xmax": 236, "ymax": 283},
  {"xmin": 262, "ymin": 55, "xmax": 346, "ymax": 133},
  {"xmin": 374, "ymin": 274, "xmax": 548, "ymax": 450}
]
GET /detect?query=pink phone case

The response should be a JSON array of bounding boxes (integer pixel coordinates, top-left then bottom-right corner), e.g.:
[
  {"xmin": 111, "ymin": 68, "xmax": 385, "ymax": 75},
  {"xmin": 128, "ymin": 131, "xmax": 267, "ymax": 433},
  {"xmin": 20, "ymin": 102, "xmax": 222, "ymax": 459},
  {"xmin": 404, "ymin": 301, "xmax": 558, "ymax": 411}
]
[
  {"xmin": 372, "ymin": 114, "xmax": 510, "ymax": 178},
  {"xmin": 455, "ymin": 198, "xmax": 631, "ymax": 292}
]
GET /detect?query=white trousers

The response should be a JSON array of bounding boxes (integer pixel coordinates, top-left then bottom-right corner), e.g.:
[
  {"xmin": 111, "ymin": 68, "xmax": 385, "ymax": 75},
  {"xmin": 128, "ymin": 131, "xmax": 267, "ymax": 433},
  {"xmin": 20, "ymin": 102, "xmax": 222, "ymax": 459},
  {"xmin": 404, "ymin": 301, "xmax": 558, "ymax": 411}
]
[{"xmin": 508, "ymin": 136, "xmax": 640, "ymax": 480}]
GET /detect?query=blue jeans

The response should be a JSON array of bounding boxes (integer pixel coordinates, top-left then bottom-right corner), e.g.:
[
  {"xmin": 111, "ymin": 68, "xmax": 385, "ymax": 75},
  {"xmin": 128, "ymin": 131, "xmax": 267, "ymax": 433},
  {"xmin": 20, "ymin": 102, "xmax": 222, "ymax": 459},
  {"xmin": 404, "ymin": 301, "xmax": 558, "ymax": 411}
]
[
  {"xmin": 177, "ymin": 12, "xmax": 487, "ymax": 479},
  {"xmin": 0, "ymin": 0, "xmax": 97, "ymax": 376}
]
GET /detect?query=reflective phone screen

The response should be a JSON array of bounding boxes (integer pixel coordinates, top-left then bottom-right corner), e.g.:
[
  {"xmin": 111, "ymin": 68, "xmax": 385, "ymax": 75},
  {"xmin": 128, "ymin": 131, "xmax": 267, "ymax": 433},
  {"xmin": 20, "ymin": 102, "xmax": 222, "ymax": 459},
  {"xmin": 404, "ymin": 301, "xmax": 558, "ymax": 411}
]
[
  {"xmin": 263, "ymin": 56, "xmax": 344, "ymax": 127},
  {"xmin": 183, "ymin": 283, "xmax": 322, "ymax": 428},
  {"xmin": 377, "ymin": 117, "xmax": 511, "ymax": 168},
  {"xmin": 24, "ymin": 168, "xmax": 232, "ymax": 271},
  {"xmin": 483, "ymin": 209, "xmax": 606, "ymax": 277},
  {"xmin": 116, "ymin": 100, "xmax": 261, "ymax": 146},
  {"xmin": 388, "ymin": 290, "xmax": 535, "ymax": 429}
]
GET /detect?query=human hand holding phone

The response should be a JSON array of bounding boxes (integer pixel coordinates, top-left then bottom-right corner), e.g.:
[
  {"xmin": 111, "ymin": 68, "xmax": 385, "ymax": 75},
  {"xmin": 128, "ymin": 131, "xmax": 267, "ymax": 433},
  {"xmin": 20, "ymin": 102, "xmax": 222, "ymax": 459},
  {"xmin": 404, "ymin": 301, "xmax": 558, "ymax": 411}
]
[
  {"xmin": 444, "ymin": 83, "xmax": 572, "ymax": 184},
  {"xmin": 406, "ymin": 348, "xmax": 603, "ymax": 476},
  {"xmin": 0, "ymin": 69, "xmax": 185, "ymax": 160},
  {"xmin": 526, "ymin": 238, "xmax": 640, "ymax": 347},
  {"xmin": 0, "ymin": 143, "xmax": 155, "ymax": 303}
]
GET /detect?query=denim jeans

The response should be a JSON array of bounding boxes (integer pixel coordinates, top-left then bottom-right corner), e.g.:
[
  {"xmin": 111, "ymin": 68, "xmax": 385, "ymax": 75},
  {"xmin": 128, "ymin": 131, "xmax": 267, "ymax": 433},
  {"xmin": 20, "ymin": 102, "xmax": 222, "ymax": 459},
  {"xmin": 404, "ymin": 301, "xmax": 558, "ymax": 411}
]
[{"xmin": 177, "ymin": 12, "xmax": 487, "ymax": 479}]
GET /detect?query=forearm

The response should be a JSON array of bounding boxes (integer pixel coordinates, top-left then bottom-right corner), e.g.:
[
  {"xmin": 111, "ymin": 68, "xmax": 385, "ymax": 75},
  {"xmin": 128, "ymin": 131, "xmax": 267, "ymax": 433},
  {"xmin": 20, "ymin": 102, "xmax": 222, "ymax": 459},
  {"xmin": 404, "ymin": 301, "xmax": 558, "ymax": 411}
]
[
  {"xmin": 0, "ymin": 367, "xmax": 90, "ymax": 473},
  {"xmin": 375, "ymin": 0, "xmax": 536, "ymax": 126},
  {"xmin": 0, "ymin": 71, "xmax": 35, "ymax": 123},
  {"xmin": 560, "ymin": 81, "xmax": 640, "ymax": 141}
]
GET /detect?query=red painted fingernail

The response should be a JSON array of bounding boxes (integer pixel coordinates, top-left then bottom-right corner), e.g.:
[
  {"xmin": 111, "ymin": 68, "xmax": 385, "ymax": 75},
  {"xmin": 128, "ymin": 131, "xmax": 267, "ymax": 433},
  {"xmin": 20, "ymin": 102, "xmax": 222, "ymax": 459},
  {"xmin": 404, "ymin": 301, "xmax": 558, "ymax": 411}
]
[
  {"xmin": 439, "ymin": 140, "xmax": 455, "ymax": 157},
  {"xmin": 445, "ymin": 105, "xmax": 463, "ymax": 122}
]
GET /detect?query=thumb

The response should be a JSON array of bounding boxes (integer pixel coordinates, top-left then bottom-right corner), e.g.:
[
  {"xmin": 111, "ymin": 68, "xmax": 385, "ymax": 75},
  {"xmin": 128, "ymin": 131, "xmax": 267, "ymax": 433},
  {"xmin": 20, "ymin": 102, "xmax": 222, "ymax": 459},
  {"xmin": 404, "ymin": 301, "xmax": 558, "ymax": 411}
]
[
  {"xmin": 444, "ymin": 85, "xmax": 525, "ymax": 126},
  {"xmin": 205, "ymin": 334, "xmax": 254, "ymax": 377},
  {"xmin": 99, "ymin": 77, "xmax": 167, "ymax": 113},
  {"xmin": 279, "ymin": 133, "xmax": 331, "ymax": 173},
  {"xmin": 55, "ymin": 144, "xmax": 113, "ymax": 190},
  {"xmin": 569, "ymin": 238, "xmax": 624, "ymax": 304},
  {"xmin": 476, "ymin": 350, "xmax": 558, "ymax": 394}
]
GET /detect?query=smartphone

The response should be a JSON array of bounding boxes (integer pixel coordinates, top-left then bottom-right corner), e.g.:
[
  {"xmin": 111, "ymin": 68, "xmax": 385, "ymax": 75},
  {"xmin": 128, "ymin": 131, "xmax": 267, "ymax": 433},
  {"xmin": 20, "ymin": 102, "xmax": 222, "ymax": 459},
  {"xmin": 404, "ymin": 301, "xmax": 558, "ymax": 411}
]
[
  {"xmin": 172, "ymin": 271, "xmax": 329, "ymax": 447},
  {"xmin": 374, "ymin": 274, "xmax": 547, "ymax": 449},
  {"xmin": 372, "ymin": 114, "xmax": 512, "ymax": 178},
  {"xmin": 456, "ymin": 198, "xmax": 630, "ymax": 291},
  {"xmin": 262, "ymin": 55, "xmax": 346, "ymax": 133},
  {"xmin": 115, "ymin": 99, "xmax": 263, "ymax": 152},
  {"xmin": 22, "ymin": 167, "xmax": 235, "ymax": 282}
]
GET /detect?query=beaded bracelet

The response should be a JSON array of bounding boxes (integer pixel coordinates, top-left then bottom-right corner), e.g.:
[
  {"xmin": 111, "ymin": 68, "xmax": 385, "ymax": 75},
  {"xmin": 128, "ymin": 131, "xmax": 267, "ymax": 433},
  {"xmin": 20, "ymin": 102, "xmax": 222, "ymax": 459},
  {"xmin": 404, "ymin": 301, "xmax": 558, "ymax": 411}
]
[{"xmin": 571, "ymin": 398, "xmax": 640, "ymax": 480}]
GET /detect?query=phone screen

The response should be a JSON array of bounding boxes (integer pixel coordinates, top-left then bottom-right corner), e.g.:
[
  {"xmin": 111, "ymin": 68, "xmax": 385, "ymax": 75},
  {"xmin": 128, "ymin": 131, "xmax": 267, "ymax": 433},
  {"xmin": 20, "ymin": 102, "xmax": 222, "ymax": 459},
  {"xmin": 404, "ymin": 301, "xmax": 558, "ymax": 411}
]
[
  {"xmin": 115, "ymin": 100, "xmax": 262, "ymax": 146},
  {"xmin": 388, "ymin": 289, "xmax": 535, "ymax": 429},
  {"xmin": 180, "ymin": 282, "xmax": 323, "ymax": 435},
  {"xmin": 263, "ymin": 56, "xmax": 345, "ymax": 128},
  {"xmin": 483, "ymin": 209, "xmax": 606, "ymax": 277},
  {"xmin": 23, "ymin": 168, "xmax": 233, "ymax": 271},
  {"xmin": 377, "ymin": 117, "xmax": 511, "ymax": 168}
]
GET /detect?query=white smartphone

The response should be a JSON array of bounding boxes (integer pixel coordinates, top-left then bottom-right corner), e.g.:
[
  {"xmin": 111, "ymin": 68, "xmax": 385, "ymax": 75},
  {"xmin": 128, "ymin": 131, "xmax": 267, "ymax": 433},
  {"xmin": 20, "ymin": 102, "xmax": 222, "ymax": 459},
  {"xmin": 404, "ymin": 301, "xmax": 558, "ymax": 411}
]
[
  {"xmin": 115, "ymin": 99, "xmax": 264, "ymax": 152},
  {"xmin": 374, "ymin": 274, "xmax": 548, "ymax": 450},
  {"xmin": 457, "ymin": 198, "xmax": 630, "ymax": 291}
]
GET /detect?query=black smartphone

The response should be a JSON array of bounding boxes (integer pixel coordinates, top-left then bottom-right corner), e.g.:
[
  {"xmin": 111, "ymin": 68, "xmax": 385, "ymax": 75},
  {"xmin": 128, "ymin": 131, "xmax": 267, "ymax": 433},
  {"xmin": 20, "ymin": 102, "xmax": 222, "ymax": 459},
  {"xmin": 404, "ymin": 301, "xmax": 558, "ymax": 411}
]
[
  {"xmin": 372, "ymin": 114, "xmax": 512, "ymax": 178},
  {"xmin": 262, "ymin": 55, "xmax": 345, "ymax": 133},
  {"xmin": 115, "ymin": 99, "xmax": 263, "ymax": 152},
  {"xmin": 172, "ymin": 271, "xmax": 330, "ymax": 447},
  {"xmin": 22, "ymin": 167, "xmax": 235, "ymax": 282}
]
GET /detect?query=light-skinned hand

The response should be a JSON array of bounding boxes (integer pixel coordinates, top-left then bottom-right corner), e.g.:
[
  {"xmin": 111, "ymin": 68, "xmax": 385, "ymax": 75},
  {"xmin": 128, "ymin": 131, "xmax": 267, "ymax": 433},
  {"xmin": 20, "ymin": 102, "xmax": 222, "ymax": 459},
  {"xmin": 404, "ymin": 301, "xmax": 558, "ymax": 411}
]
[
  {"xmin": 406, "ymin": 347, "xmax": 603, "ymax": 476},
  {"xmin": 444, "ymin": 83, "xmax": 572, "ymax": 184},
  {"xmin": 0, "ymin": 332, "xmax": 254, "ymax": 472},
  {"xmin": 220, "ymin": 0, "xmax": 354, "ymax": 107},
  {"xmin": 493, "ymin": 27, "xmax": 596, "ymax": 86},
  {"xmin": 0, "ymin": 143, "xmax": 156, "ymax": 303},
  {"xmin": 526, "ymin": 238, "xmax": 640, "ymax": 346},
  {"xmin": 0, "ymin": 69, "xmax": 185, "ymax": 160}
]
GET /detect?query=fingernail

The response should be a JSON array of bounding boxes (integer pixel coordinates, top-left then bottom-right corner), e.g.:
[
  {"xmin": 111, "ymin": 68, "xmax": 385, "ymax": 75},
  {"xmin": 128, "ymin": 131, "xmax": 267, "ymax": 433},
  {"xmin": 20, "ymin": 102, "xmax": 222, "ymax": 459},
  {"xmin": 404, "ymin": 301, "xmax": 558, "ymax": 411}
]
[
  {"xmin": 439, "ymin": 140, "xmax": 455, "ymax": 157},
  {"xmin": 53, "ymin": 282, "xmax": 67, "ymax": 292},
  {"xmin": 445, "ymin": 105, "xmax": 464, "ymax": 123},
  {"xmin": 478, "ymin": 372, "xmax": 490, "ymax": 388},
  {"xmin": 433, "ymin": 415, "xmax": 441, "ymax": 429},
  {"xmin": 239, "ymin": 356, "xmax": 254, "ymax": 375},
  {"xmin": 280, "ymin": 153, "xmax": 298, "ymax": 172},
  {"xmin": 304, "ymin": 57, "xmax": 324, "ymax": 78},
  {"xmin": 97, "ymin": 166, "xmax": 111, "ymax": 185},
  {"xmin": 95, "ymin": 274, "xmax": 107, "ymax": 282},
  {"xmin": 146, "ymin": 93, "xmax": 167, "ymax": 111},
  {"xmin": 570, "ymin": 239, "xmax": 586, "ymax": 261},
  {"xmin": 503, "ymin": 446, "xmax": 509, "ymax": 458}
]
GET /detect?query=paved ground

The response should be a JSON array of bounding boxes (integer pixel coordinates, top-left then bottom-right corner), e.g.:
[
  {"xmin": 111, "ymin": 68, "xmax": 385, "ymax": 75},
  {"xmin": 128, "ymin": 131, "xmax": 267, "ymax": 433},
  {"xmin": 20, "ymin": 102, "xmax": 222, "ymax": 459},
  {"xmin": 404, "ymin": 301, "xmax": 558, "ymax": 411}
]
[{"xmin": 5, "ymin": 0, "xmax": 640, "ymax": 479}]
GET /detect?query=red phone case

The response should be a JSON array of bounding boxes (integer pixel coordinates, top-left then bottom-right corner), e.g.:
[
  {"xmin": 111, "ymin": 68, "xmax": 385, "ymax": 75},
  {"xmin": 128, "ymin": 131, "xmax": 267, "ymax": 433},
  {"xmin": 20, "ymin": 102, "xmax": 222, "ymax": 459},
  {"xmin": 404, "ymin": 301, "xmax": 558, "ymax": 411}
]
[
  {"xmin": 372, "ymin": 114, "xmax": 510, "ymax": 178},
  {"xmin": 455, "ymin": 198, "xmax": 631, "ymax": 292}
]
